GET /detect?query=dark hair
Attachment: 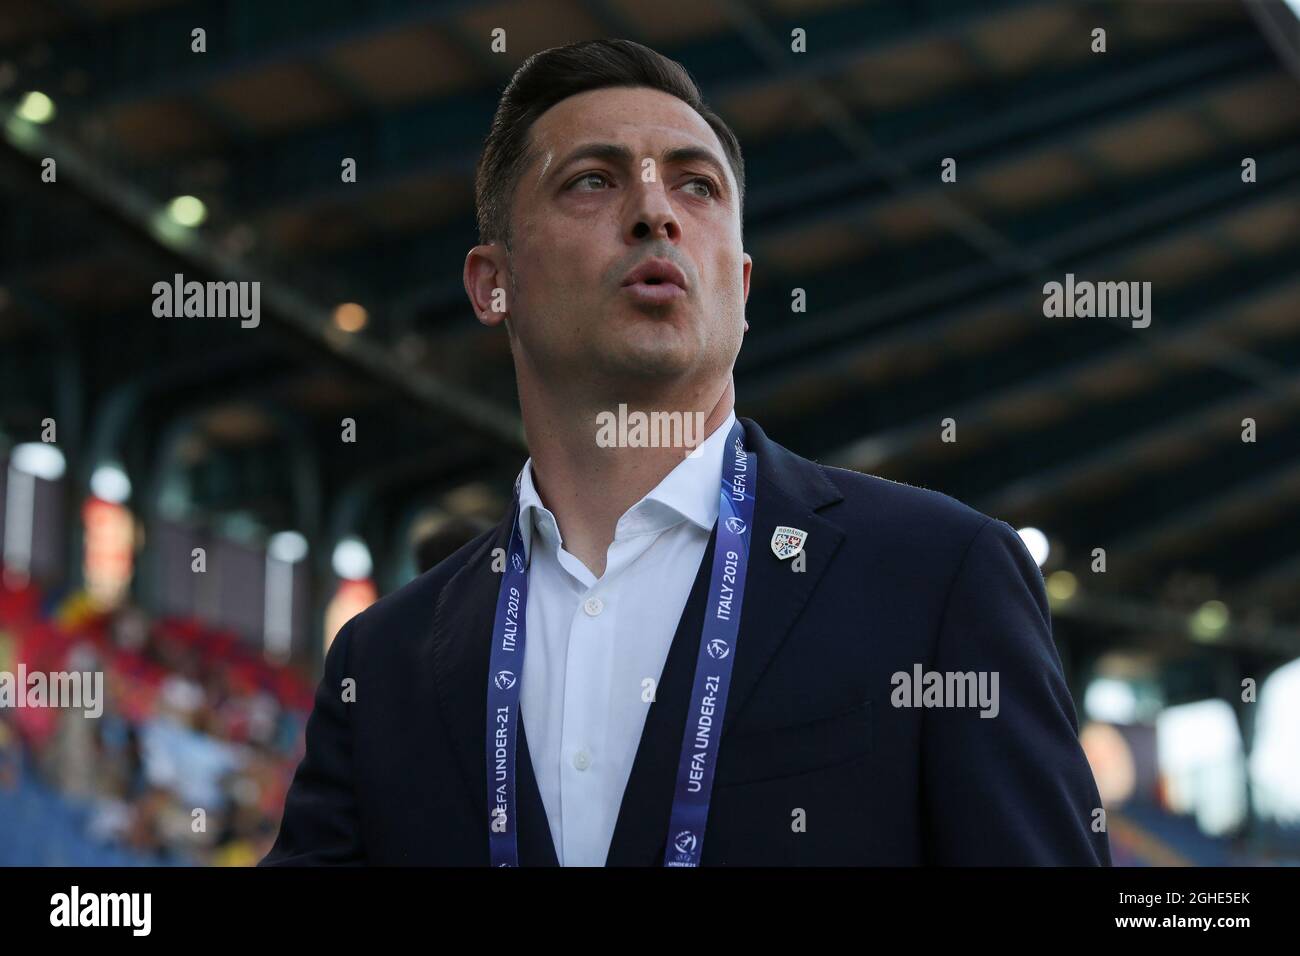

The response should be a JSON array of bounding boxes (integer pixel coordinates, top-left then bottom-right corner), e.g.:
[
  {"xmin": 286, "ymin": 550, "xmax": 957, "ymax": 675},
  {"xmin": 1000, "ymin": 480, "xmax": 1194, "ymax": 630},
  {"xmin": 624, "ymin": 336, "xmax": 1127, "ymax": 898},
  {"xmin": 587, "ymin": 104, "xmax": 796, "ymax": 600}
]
[
  {"xmin": 413, "ymin": 515, "xmax": 492, "ymax": 574},
  {"xmin": 474, "ymin": 38, "xmax": 745, "ymax": 248}
]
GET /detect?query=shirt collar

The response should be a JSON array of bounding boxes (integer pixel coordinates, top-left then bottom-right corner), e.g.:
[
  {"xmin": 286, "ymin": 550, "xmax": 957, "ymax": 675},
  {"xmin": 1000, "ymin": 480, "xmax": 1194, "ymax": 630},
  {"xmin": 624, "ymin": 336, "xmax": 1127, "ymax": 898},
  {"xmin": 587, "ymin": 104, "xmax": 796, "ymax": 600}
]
[{"xmin": 515, "ymin": 408, "xmax": 737, "ymax": 563}]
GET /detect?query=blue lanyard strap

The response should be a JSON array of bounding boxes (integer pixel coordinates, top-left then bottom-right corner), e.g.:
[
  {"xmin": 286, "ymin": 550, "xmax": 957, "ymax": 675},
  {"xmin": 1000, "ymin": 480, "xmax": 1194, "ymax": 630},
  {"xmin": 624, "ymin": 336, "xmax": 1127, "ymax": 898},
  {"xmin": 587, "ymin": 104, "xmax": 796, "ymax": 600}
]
[
  {"xmin": 486, "ymin": 419, "xmax": 756, "ymax": 867},
  {"xmin": 662, "ymin": 421, "xmax": 755, "ymax": 866},
  {"xmin": 486, "ymin": 493, "xmax": 529, "ymax": 867}
]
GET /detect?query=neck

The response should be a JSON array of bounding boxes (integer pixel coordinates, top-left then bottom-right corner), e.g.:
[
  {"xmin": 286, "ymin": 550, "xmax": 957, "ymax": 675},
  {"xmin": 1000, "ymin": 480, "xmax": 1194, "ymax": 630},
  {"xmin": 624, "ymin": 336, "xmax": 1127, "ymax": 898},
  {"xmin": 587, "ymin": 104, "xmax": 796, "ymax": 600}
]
[{"xmin": 520, "ymin": 376, "xmax": 734, "ymax": 579}]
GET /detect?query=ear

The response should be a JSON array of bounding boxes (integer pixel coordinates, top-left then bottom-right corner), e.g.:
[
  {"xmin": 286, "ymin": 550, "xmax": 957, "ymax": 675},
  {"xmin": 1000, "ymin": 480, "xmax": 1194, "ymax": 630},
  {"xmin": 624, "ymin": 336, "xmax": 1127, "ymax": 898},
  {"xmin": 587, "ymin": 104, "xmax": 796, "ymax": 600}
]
[
  {"xmin": 464, "ymin": 244, "xmax": 509, "ymax": 327},
  {"xmin": 742, "ymin": 251, "xmax": 753, "ymax": 331}
]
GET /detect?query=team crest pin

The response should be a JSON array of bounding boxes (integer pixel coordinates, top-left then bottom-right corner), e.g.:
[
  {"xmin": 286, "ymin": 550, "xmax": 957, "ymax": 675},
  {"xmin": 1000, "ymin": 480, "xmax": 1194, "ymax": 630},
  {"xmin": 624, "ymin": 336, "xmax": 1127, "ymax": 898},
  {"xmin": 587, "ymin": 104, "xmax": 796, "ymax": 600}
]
[{"xmin": 770, "ymin": 526, "xmax": 807, "ymax": 560}]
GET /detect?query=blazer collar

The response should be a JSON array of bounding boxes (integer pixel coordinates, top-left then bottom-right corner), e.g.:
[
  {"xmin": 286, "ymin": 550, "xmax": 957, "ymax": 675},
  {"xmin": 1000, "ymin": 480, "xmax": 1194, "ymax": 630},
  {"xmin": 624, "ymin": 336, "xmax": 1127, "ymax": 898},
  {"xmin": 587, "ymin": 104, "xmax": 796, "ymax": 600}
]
[{"xmin": 429, "ymin": 416, "xmax": 845, "ymax": 866}]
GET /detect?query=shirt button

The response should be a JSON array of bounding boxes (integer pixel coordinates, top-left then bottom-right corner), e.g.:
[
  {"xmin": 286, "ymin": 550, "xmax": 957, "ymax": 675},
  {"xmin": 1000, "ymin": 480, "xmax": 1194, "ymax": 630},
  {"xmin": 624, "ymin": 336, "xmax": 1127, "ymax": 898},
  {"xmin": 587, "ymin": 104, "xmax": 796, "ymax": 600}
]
[
  {"xmin": 583, "ymin": 597, "xmax": 604, "ymax": 617},
  {"xmin": 572, "ymin": 749, "xmax": 591, "ymax": 771}
]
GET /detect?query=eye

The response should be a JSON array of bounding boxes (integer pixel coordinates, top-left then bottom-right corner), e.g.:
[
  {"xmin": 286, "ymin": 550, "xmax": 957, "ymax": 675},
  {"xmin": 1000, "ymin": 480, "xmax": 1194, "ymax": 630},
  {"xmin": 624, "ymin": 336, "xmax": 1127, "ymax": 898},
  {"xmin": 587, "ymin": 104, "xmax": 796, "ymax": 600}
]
[
  {"xmin": 568, "ymin": 172, "xmax": 612, "ymax": 191},
  {"xmin": 683, "ymin": 176, "xmax": 716, "ymax": 199}
]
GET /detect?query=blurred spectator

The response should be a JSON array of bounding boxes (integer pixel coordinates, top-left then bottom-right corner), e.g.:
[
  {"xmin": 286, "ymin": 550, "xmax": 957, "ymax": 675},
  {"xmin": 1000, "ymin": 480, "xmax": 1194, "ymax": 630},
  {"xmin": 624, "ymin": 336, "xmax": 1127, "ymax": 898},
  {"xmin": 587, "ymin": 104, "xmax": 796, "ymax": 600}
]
[
  {"xmin": 413, "ymin": 515, "xmax": 492, "ymax": 574},
  {"xmin": 0, "ymin": 576, "xmax": 312, "ymax": 865}
]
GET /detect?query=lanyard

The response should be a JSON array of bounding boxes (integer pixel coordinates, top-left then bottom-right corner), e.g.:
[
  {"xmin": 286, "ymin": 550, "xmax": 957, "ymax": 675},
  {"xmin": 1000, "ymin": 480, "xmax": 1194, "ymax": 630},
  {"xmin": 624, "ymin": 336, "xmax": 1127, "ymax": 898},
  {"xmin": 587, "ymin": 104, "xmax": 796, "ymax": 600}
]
[{"xmin": 485, "ymin": 419, "xmax": 756, "ymax": 867}]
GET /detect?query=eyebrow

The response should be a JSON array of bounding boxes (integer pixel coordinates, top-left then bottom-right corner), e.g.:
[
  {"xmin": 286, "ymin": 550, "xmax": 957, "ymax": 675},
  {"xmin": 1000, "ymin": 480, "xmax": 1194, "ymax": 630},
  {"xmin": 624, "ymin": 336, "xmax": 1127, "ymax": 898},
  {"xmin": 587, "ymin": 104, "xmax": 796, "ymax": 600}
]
[{"xmin": 547, "ymin": 142, "xmax": 730, "ymax": 194}]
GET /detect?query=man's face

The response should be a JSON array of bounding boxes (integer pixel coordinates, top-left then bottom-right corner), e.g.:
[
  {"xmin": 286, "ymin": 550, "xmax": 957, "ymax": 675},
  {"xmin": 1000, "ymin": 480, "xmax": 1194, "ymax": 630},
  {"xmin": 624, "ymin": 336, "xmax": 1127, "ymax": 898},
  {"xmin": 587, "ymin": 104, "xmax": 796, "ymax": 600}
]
[{"xmin": 488, "ymin": 85, "xmax": 751, "ymax": 395}]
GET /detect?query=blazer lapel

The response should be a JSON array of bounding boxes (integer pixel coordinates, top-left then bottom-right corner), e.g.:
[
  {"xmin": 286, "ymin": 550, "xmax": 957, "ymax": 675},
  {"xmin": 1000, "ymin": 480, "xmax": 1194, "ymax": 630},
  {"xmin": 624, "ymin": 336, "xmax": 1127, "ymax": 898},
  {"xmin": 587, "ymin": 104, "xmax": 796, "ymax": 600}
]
[
  {"xmin": 515, "ymin": 711, "xmax": 558, "ymax": 865},
  {"xmin": 604, "ymin": 416, "xmax": 846, "ymax": 865},
  {"xmin": 429, "ymin": 515, "xmax": 559, "ymax": 866}
]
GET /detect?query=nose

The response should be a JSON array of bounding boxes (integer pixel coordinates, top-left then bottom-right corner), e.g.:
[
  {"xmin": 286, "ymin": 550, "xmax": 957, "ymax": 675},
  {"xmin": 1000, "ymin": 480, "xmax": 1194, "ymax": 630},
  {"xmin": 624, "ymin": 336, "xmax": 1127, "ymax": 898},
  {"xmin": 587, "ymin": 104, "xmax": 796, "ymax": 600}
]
[{"xmin": 626, "ymin": 178, "xmax": 681, "ymax": 245}]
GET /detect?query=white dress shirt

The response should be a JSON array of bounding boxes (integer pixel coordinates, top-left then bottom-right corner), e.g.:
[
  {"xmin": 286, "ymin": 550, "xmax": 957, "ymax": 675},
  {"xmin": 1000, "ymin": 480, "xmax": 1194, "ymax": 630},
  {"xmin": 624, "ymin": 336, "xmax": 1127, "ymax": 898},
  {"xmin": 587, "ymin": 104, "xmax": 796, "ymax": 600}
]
[{"xmin": 515, "ymin": 409, "xmax": 736, "ymax": 866}]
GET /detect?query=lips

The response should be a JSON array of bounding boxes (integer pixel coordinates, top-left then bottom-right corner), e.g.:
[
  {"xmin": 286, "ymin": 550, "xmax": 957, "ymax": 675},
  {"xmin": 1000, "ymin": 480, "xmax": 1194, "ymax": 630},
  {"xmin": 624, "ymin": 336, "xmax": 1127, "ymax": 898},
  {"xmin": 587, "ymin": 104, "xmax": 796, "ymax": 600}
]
[{"xmin": 621, "ymin": 258, "xmax": 688, "ymax": 292}]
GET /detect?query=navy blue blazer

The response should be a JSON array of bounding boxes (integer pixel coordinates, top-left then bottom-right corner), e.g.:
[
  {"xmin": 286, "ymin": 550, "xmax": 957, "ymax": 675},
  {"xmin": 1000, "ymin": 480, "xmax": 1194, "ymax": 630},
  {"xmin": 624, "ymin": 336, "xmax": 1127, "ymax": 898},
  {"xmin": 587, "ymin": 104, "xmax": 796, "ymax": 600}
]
[{"xmin": 263, "ymin": 417, "xmax": 1111, "ymax": 866}]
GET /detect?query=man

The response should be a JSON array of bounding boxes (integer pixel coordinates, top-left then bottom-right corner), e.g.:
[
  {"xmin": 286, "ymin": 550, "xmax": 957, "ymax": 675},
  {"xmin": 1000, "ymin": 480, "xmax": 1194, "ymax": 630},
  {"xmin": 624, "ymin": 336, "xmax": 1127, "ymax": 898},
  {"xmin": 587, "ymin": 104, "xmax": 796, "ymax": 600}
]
[
  {"xmin": 262, "ymin": 39, "xmax": 1110, "ymax": 867},
  {"xmin": 413, "ymin": 515, "xmax": 493, "ymax": 575}
]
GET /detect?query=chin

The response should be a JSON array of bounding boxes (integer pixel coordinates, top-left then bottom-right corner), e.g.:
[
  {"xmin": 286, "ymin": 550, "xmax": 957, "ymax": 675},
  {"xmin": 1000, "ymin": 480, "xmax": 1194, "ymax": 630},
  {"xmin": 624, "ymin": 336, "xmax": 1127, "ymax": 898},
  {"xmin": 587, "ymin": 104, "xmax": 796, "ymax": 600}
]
[
  {"xmin": 595, "ymin": 314, "xmax": 687, "ymax": 362},
  {"xmin": 598, "ymin": 340, "xmax": 696, "ymax": 382}
]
